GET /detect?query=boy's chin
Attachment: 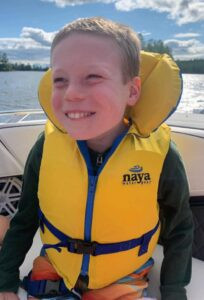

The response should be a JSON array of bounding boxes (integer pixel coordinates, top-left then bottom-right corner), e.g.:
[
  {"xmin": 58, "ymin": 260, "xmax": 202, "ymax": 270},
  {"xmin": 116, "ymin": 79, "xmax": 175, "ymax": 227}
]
[
  {"xmin": 66, "ymin": 129, "xmax": 108, "ymax": 142},
  {"xmin": 65, "ymin": 129, "xmax": 94, "ymax": 141}
]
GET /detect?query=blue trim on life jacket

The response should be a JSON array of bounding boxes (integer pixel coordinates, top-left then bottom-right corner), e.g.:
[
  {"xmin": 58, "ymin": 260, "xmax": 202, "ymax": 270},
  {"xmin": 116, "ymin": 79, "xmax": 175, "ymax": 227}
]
[
  {"xmin": 77, "ymin": 141, "xmax": 96, "ymax": 275},
  {"xmin": 39, "ymin": 210, "xmax": 159, "ymax": 256},
  {"xmin": 76, "ymin": 127, "xmax": 129, "ymax": 275},
  {"xmin": 81, "ymin": 175, "xmax": 97, "ymax": 275},
  {"xmin": 97, "ymin": 128, "xmax": 129, "ymax": 174},
  {"xmin": 77, "ymin": 140, "xmax": 94, "ymax": 176}
]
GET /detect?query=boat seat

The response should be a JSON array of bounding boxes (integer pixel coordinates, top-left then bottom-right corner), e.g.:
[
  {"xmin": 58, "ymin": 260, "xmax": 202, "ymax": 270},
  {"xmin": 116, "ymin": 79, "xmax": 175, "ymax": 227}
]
[{"xmin": 15, "ymin": 230, "xmax": 204, "ymax": 300}]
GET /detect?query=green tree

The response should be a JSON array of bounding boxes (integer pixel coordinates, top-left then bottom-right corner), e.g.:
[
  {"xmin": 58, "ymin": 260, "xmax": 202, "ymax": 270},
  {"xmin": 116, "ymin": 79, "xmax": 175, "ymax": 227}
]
[
  {"xmin": 0, "ymin": 52, "xmax": 12, "ymax": 71},
  {"xmin": 139, "ymin": 35, "xmax": 172, "ymax": 57},
  {"xmin": 138, "ymin": 33, "xmax": 145, "ymax": 49}
]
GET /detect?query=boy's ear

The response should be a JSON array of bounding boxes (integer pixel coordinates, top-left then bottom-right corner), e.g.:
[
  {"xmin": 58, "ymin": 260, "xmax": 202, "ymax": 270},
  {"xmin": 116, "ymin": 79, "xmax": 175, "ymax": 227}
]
[{"xmin": 128, "ymin": 76, "xmax": 141, "ymax": 106}]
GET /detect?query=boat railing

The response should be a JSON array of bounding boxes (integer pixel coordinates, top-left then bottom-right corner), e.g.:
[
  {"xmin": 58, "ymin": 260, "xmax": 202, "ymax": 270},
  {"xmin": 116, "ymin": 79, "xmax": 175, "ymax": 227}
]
[
  {"xmin": 0, "ymin": 109, "xmax": 47, "ymax": 127},
  {"xmin": 0, "ymin": 110, "xmax": 204, "ymax": 133}
]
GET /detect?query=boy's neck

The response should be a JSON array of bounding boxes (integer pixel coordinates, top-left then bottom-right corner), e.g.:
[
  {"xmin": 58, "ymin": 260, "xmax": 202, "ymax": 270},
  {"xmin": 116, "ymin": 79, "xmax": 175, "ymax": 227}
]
[{"xmin": 86, "ymin": 120, "xmax": 128, "ymax": 153}]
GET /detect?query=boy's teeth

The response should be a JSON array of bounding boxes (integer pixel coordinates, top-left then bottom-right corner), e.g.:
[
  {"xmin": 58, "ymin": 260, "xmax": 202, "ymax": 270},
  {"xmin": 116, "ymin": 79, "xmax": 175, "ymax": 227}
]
[{"xmin": 66, "ymin": 112, "xmax": 92, "ymax": 119}]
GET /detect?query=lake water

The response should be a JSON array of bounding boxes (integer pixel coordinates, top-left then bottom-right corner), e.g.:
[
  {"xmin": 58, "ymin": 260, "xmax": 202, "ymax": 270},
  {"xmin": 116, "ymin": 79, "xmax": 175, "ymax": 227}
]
[
  {"xmin": 0, "ymin": 71, "xmax": 43, "ymax": 111},
  {"xmin": 0, "ymin": 71, "xmax": 204, "ymax": 114}
]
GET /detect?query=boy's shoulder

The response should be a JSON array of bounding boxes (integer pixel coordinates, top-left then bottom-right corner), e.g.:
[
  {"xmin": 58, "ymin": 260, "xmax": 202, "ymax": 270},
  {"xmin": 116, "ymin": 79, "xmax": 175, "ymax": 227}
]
[
  {"xmin": 167, "ymin": 140, "xmax": 183, "ymax": 163},
  {"xmin": 162, "ymin": 139, "xmax": 187, "ymax": 182},
  {"xmin": 24, "ymin": 131, "xmax": 45, "ymax": 174},
  {"xmin": 31, "ymin": 131, "xmax": 45, "ymax": 156}
]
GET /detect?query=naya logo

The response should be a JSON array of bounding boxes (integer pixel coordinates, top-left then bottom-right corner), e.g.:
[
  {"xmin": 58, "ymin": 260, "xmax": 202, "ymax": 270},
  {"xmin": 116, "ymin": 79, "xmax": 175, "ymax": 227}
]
[{"xmin": 122, "ymin": 165, "xmax": 151, "ymax": 185}]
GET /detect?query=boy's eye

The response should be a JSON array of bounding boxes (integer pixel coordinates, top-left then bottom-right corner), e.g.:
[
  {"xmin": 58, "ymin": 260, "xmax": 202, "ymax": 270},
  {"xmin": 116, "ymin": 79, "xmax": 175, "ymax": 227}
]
[
  {"xmin": 87, "ymin": 74, "xmax": 102, "ymax": 80},
  {"xmin": 53, "ymin": 77, "xmax": 68, "ymax": 87},
  {"xmin": 53, "ymin": 77, "xmax": 66, "ymax": 83}
]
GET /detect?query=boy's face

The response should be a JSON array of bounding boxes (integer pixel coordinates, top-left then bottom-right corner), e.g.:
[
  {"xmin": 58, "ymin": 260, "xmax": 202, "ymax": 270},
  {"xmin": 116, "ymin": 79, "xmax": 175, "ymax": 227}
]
[{"xmin": 51, "ymin": 33, "xmax": 140, "ymax": 141}]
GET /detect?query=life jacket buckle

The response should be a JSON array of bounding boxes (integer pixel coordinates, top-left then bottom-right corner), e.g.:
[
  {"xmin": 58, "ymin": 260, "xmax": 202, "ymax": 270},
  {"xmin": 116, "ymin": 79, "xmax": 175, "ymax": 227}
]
[
  {"xmin": 44, "ymin": 280, "xmax": 61, "ymax": 296},
  {"xmin": 67, "ymin": 238, "xmax": 97, "ymax": 256},
  {"xmin": 22, "ymin": 274, "xmax": 67, "ymax": 298}
]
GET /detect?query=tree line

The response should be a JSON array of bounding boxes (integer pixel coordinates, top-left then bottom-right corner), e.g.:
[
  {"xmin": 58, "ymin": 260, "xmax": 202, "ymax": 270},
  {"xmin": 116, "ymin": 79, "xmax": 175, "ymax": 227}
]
[
  {"xmin": 0, "ymin": 52, "xmax": 48, "ymax": 72},
  {"xmin": 176, "ymin": 60, "xmax": 204, "ymax": 74},
  {"xmin": 139, "ymin": 34, "xmax": 173, "ymax": 57},
  {"xmin": 1, "ymin": 37, "xmax": 204, "ymax": 73},
  {"xmin": 139, "ymin": 35, "xmax": 204, "ymax": 74}
]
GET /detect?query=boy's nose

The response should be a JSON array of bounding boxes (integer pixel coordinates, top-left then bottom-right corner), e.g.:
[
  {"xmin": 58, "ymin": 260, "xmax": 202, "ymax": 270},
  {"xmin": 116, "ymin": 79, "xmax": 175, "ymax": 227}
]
[{"xmin": 64, "ymin": 82, "xmax": 85, "ymax": 102}]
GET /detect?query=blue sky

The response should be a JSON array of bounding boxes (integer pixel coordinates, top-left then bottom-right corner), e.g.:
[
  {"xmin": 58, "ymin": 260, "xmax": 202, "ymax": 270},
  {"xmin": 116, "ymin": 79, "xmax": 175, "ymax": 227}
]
[{"xmin": 0, "ymin": 0, "xmax": 204, "ymax": 64}]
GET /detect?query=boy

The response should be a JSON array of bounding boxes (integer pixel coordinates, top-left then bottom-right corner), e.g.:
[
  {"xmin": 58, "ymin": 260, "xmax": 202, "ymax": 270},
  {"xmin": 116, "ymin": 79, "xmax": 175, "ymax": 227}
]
[{"xmin": 0, "ymin": 17, "xmax": 193, "ymax": 300}]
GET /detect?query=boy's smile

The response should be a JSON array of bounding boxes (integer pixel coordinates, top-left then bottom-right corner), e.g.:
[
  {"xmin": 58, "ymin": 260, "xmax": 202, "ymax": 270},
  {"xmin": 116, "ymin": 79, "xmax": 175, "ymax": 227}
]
[
  {"xmin": 65, "ymin": 111, "xmax": 95, "ymax": 120},
  {"xmin": 51, "ymin": 33, "xmax": 140, "ymax": 151}
]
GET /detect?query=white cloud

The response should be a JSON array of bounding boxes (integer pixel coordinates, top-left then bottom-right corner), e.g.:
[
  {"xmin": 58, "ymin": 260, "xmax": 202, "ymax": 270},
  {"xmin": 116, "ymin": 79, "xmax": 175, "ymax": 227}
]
[
  {"xmin": 41, "ymin": 0, "xmax": 204, "ymax": 25},
  {"xmin": 20, "ymin": 27, "xmax": 56, "ymax": 47},
  {"xmin": 0, "ymin": 28, "xmax": 55, "ymax": 64},
  {"xmin": 164, "ymin": 38, "xmax": 204, "ymax": 60},
  {"xmin": 174, "ymin": 33, "xmax": 201, "ymax": 38},
  {"xmin": 0, "ymin": 38, "xmax": 45, "ymax": 51},
  {"xmin": 115, "ymin": 0, "xmax": 204, "ymax": 25},
  {"xmin": 139, "ymin": 30, "xmax": 151, "ymax": 37},
  {"xmin": 41, "ymin": 0, "xmax": 114, "ymax": 8}
]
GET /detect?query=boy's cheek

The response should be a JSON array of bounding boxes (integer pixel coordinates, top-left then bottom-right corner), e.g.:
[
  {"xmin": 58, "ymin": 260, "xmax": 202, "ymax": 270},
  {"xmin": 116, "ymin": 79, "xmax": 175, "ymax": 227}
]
[{"xmin": 52, "ymin": 95, "xmax": 61, "ymax": 111}]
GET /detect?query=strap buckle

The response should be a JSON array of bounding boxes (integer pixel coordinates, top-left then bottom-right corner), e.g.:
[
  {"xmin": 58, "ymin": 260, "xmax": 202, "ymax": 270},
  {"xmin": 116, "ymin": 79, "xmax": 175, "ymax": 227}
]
[
  {"xmin": 67, "ymin": 238, "xmax": 97, "ymax": 256},
  {"xmin": 44, "ymin": 280, "xmax": 61, "ymax": 296}
]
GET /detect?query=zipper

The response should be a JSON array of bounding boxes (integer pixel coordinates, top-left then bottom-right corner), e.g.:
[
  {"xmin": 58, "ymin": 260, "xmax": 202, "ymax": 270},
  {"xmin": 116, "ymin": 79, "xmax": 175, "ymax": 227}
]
[
  {"xmin": 77, "ymin": 127, "xmax": 129, "ymax": 277},
  {"xmin": 81, "ymin": 175, "xmax": 98, "ymax": 275},
  {"xmin": 96, "ymin": 153, "xmax": 103, "ymax": 166}
]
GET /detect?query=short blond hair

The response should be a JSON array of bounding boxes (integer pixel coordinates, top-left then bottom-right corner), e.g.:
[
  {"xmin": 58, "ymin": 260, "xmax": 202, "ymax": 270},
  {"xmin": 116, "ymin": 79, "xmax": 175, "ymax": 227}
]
[{"xmin": 51, "ymin": 17, "xmax": 141, "ymax": 82}]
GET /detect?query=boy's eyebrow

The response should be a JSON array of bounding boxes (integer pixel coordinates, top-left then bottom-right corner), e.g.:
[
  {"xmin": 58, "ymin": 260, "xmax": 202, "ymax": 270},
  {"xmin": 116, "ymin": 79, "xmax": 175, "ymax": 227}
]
[
  {"xmin": 52, "ymin": 64, "xmax": 112, "ymax": 75},
  {"xmin": 52, "ymin": 68, "xmax": 66, "ymax": 74},
  {"xmin": 85, "ymin": 65, "xmax": 111, "ymax": 75}
]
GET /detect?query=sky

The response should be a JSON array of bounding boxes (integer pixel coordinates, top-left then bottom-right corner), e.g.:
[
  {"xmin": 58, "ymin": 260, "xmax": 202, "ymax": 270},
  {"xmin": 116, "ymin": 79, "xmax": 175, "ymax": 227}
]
[{"xmin": 0, "ymin": 0, "xmax": 204, "ymax": 65}]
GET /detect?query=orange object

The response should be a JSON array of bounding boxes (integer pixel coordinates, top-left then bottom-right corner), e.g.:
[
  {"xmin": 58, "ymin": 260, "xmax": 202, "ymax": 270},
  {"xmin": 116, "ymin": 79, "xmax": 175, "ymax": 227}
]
[
  {"xmin": 30, "ymin": 256, "xmax": 61, "ymax": 280},
  {"xmin": 82, "ymin": 283, "xmax": 146, "ymax": 300},
  {"xmin": 81, "ymin": 265, "xmax": 151, "ymax": 300},
  {"xmin": 29, "ymin": 256, "xmax": 152, "ymax": 299},
  {"xmin": 0, "ymin": 215, "xmax": 10, "ymax": 244}
]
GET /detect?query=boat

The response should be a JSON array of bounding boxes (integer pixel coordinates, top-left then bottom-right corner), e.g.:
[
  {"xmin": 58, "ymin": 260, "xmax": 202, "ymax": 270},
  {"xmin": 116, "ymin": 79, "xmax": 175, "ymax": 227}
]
[{"xmin": 0, "ymin": 109, "xmax": 204, "ymax": 299}]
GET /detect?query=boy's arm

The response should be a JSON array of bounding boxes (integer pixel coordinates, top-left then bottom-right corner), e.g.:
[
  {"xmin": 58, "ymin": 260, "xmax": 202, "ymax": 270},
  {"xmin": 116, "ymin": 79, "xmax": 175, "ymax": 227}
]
[
  {"xmin": 158, "ymin": 140, "xmax": 194, "ymax": 300},
  {"xmin": 0, "ymin": 133, "xmax": 45, "ymax": 293}
]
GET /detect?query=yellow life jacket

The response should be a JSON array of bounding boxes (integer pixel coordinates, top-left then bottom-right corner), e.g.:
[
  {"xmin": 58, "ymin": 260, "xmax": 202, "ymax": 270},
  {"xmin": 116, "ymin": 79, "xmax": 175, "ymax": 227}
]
[
  {"xmin": 37, "ymin": 51, "xmax": 181, "ymax": 290},
  {"xmin": 38, "ymin": 121, "xmax": 170, "ymax": 289}
]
